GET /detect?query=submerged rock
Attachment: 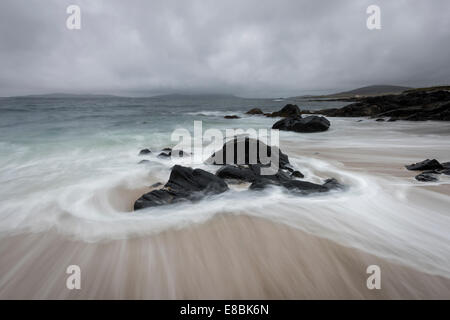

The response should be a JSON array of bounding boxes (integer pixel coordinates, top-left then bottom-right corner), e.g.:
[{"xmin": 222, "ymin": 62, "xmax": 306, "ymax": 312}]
[
  {"xmin": 150, "ymin": 182, "xmax": 163, "ymax": 188},
  {"xmin": 249, "ymin": 177, "xmax": 342, "ymax": 194},
  {"xmin": 224, "ymin": 115, "xmax": 241, "ymax": 119},
  {"xmin": 405, "ymin": 159, "xmax": 443, "ymax": 171},
  {"xmin": 245, "ymin": 108, "xmax": 264, "ymax": 115},
  {"xmin": 138, "ymin": 159, "xmax": 150, "ymax": 164},
  {"xmin": 134, "ymin": 165, "xmax": 229, "ymax": 210},
  {"xmin": 272, "ymin": 115, "xmax": 330, "ymax": 133},
  {"xmin": 139, "ymin": 148, "xmax": 151, "ymax": 155},
  {"xmin": 415, "ymin": 172, "xmax": 439, "ymax": 182}
]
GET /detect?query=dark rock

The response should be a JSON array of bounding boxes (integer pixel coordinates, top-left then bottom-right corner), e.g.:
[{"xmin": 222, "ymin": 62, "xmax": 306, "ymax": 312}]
[
  {"xmin": 150, "ymin": 182, "xmax": 163, "ymax": 188},
  {"xmin": 206, "ymin": 136, "xmax": 290, "ymax": 170},
  {"xmin": 134, "ymin": 165, "xmax": 229, "ymax": 210},
  {"xmin": 415, "ymin": 172, "xmax": 439, "ymax": 182},
  {"xmin": 291, "ymin": 170, "xmax": 304, "ymax": 178},
  {"xmin": 440, "ymin": 169, "xmax": 450, "ymax": 175},
  {"xmin": 441, "ymin": 162, "xmax": 450, "ymax": 169},
  {"xmin": 249, "ymin": 177, "xmax": 340, "ymax": 195},
  {"xmin": 171, "ymin": 149, "xmax": 189, "ymax": 157},
  {"xmin": 280, "ymin": 180, "xmax": 328, "ymax": 194},
  {"xmin": 216, "ymin": 165, "xmax": 257, "ymax": 182},
  {"xmin": 158, "ymin": 152, "xmax": 171, "ymax": 159},
  {"xmin": 138, "ymin": 160, "xmax": 150, "ymax": 164},
  {"xmin": 375, "ymin": 118, "xmax": 385, "ymax": 122},
  {"xmin": 284, "ymin": 164, "xmax": 295, "ymax": 172},
  {"xmin": 273, "ymin": 115, "xmax": 330, "ymax": 133},
  {"xmin": 266, "ymin": 104, "xmax": 301, "ymax": 118},
  {"xmin": 134, "ymin": 189, "xmax": 178, "ymax": 209},
  {"xmin": 248, "ymin": 178, "xmax": 280, "ymax": 190},
  {"xmin": 322, "ymin": 178, "xmax": 345, "ymax": 190},
  {"xmin": 316, "ymin": 90, "xmax": 450, "ymax": 121},
  {"xmin": 422, "ymin": 169, "xmax": 441, "ymax": 174},
  {"xmin": 164, "ymin": 165, "xmax": 228, "ymax": 194},
  {"xmin": 162, "ymin": 147, "xmax": 172, "ymax": 152},
  {"xmin": 224, "ymin": 115, "xmax": 241, "ymax": 119},
  {"xmin": 248, "ymin": 163, "xmax": 292, "ymax": 183},
  {"xmin": 139, "ymin": 148, "xmax": 151, "ymax": 155},
  {"xmin": 405, "ymin": 159, "xmax": 443, "ymax": 171},
  {"xmin": 246, "ymin": 108, "xmax": 264, "ymax": 115}
]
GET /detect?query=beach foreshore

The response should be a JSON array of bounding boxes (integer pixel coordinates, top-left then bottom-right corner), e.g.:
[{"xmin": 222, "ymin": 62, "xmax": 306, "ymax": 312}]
[
  {"xmin": 1, "ymin": 214, "xmax": 450, "ymax": 299},
  {"xmin": 1, "ymin": 119, "xmax": 450, "ymax": 299}
]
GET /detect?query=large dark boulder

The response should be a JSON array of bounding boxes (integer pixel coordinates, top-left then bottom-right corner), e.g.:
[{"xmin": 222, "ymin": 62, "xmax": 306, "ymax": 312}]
[
  {"xmin": 273, "ymin": 115, "xmax": 330, "ymax": 133},
  {"xmin": 205, "ymin": 137, "xmax": 290, "ymax": 170},
  {"xmin": 134, "ymin": 165, "xmax": 228, "ymax": 210},
  {"xmin": 405, "ymin": 159, "xmax": 443, "ymax": 171},
  {"xmin": 266, "ymin": 104, "xmax": 301, "ymax": 118}
]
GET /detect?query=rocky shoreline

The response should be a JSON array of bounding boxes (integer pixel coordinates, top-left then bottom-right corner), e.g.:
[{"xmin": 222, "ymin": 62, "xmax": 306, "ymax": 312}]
[
  {"xmin": 310, "ymin": 89, "xmax": 450, "ymax": 121},
  {"xmin": 134, "ymin": 89, "xmax": 450, "ymax": 210},
  {"xmin": 134, "ymin": 137, "xmax": 343, "ymax": 210}
]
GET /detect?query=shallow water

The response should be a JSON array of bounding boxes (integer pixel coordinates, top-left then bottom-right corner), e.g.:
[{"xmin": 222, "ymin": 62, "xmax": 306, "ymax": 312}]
[{"xmin": 1, "ymin": 96, "xmax": 450, "ymax": 280}]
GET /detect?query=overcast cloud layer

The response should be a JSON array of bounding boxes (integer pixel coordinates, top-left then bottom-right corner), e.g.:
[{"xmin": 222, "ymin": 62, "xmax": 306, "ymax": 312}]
[{"xmin": 0, "ymin": 0, "xmax": 449, "ymax": 97}]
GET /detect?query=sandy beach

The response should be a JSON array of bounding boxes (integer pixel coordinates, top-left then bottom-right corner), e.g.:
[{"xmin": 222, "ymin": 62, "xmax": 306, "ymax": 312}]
[
  {"xmin": 1, "ymin": 214, "xmax": 450, "ymax": 299},
  {"xmin": 1, "ymin": 124, "xmax": 450, "ymax": 299}
]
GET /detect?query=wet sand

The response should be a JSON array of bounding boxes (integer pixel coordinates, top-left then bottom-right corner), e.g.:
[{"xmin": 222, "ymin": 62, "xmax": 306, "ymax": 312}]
[{"xmin": 0, "ymin": 214, "xmax": 449, "ymax": 299}]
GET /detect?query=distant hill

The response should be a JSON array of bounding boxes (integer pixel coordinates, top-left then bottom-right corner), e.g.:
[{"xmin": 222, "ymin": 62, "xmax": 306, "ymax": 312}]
[
  {"xmin": 328, "ymin": 85, "xmax": 413, "ymax": 98},
  {"xmin": 291, "ymin": 85, "xmax": 413, "ymax": 100},
  {"xmin": 12, "ymin": 93, "xmax": 120, "ymax": 99},
  {"xmin": 150, "ymin": 93, "xmax": 238, "ymax": 99}
]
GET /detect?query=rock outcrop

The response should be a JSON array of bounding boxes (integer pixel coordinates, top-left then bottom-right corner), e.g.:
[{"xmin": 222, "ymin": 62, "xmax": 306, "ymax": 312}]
[
  {"xmin": 245, "ymin": 108, "xmax": 264, "ymax": 115},
  {"xmin": 139, "ymin": 148, "xmax": 151, "ymax": 155},
  {"xmin": 205, "ymin": 136, "xmax": 291, "ymax": 170},
  {"xmin": 405, "ymin": 159, "xmax": 443, "ymax": 171},
  {"xmin": 265, "ymin": 104, "xmax": 301, "ymax": 118},
  {"xmin": 405, "ymin": 159, "xmax": 450, "ymax": 182},
  {"xmin": 273, "ymin": 115, "xmax": 330, "ymax": 133},
  {"xmin": 134, "ymin": 138, "xmax": 345, "ymax": 210},
  {"xmin": 317, "ymin": 90, "xmax": 450, "ymax": 121},
  {"xmin": 134, "ymin": 165, "xmax": 229, "ymax": 210}
]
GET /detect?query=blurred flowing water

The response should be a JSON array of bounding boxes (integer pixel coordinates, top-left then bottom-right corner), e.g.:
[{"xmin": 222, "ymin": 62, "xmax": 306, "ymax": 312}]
[{"xmin": 1, "ymin": 95, "xmax": 450, "ymax": 279}]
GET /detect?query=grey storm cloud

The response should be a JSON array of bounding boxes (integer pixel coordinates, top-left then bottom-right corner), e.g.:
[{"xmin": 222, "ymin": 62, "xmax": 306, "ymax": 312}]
[{"xmin": 0, "ymin": 0, "xmax": 449, "ymax": 97}]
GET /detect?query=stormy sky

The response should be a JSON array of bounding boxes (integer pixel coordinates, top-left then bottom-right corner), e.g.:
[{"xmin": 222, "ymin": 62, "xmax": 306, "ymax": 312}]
[{"xmin": 0, "ymin": 0, "xmax": 449, "ymax": 97}]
